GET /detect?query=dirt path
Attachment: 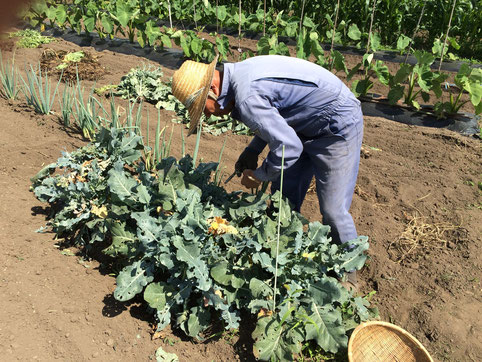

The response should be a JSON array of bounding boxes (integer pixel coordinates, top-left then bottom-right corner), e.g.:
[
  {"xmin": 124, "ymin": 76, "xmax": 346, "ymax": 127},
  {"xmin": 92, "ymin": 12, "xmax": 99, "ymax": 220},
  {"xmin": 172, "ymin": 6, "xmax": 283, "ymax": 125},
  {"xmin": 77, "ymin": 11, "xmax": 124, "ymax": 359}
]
[{"xmin": 0, "ymin": 31, "xmax": 480, "ymax": 361}]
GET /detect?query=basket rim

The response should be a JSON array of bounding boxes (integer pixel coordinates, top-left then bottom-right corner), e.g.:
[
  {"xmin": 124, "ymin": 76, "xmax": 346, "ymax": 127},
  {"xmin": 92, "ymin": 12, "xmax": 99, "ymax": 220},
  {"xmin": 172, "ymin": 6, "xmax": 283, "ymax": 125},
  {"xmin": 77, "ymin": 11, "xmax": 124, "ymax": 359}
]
[{"xmin": 347, "ymin": 320, "xmax": 434, "ymax": 362}]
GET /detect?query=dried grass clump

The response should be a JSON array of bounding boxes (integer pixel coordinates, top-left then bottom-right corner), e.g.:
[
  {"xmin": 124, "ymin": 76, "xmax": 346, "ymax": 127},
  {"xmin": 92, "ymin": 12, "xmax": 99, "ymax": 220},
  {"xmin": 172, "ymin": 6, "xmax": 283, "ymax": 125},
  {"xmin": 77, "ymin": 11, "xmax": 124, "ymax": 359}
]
[
  {"xmin": 40, "ymin": 48, "xmax": 106, "ymax": 82},
  {"xmin": 389, "ymin": 212, "xmax": 466, "ymax": 262}
]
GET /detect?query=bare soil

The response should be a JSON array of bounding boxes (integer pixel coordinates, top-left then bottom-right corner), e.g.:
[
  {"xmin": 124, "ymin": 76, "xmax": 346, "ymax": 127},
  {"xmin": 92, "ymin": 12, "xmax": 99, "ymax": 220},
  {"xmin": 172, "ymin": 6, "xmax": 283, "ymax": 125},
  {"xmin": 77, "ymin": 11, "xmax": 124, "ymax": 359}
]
[{"xmin": 0, "ymin": 28, "xmax": 480, "ymax": 362}]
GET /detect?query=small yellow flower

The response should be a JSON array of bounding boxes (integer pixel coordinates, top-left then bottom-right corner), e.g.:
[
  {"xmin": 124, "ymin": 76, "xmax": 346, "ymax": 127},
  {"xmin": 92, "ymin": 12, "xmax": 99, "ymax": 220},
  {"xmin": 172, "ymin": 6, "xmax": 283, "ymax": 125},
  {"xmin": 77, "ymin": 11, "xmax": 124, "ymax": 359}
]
[
  {"xmin": 91, "ymin": 205, "xmax": 108, "ymax": 218},
  {"xmin": 257, "ymin": 308, "xmax": 273, "ymax": 318},
  {"xmin": 207, "ymin": 217, "xmax": 238, "ymax": 235},
  {"xmin": 302, "ymin": 251, "xmax": 316, "ymax": 260}
]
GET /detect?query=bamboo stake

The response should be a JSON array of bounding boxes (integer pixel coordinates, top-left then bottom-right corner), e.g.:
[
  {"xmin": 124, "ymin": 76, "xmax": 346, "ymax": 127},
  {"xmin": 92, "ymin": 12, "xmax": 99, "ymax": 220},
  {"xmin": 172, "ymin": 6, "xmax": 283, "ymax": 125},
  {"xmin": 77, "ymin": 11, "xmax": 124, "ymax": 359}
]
[
  {"xmin": 438, "ymin": 0, "xmax": 457, "ymax": 72},
  {"xmin": 272, "ymin": 145, "xmax": 285, "ymax": 312},
  {"xmin": 238, "ymin": 0, "xmax": 242, "ymax": 51},
  {"xmin": 403, "ymin": 0, "xmax": 426, "ymax": 64},
  {"xmin": 263, "ymin": 0, "xmax": 266, "ymax": 37},
  {"xmin": 366, "ymin": 0, "xmax": 378, "ymax": 53},
  {"xmin": 167, "ymin": 0, "xmax": 173, "ymax": 29},
  {"xmin": 330, "ymin": 0, "xmax": 341, "ymax": 53},
  {"xmin": 329, "ymin": 0, "xmax": 341, "ymax": 69},
  {"xmin": 193, "ymin": 0, "xmax": 198, "ymax": 30},
  {"xmin": 299, "ymin": 0, "xmax": 306, "ymax": 35},
  {"xmin": 216, "ymin": 0, "xmax": 219, "ymax": 33}
]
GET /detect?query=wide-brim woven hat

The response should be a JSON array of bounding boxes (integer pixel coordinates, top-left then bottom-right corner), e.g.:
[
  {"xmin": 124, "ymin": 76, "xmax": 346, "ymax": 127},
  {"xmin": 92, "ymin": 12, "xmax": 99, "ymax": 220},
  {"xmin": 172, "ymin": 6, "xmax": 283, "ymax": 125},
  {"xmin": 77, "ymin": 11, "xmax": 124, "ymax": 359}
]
[
  {"xmin": 171, "ymin": 54, "xmax": 219, "ymax": 135},
  {"xmin": 348, "ymin": 321, "xmax": 433, "ymax": 362}
]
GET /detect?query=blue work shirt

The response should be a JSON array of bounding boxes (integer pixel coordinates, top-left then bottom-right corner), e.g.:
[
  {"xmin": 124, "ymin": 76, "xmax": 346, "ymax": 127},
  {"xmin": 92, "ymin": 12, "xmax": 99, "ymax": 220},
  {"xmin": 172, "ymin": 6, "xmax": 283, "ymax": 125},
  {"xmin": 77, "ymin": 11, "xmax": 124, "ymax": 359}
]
[{"xmin": 217, "ymin": 55, "xmax": 360, "ymax": 182}]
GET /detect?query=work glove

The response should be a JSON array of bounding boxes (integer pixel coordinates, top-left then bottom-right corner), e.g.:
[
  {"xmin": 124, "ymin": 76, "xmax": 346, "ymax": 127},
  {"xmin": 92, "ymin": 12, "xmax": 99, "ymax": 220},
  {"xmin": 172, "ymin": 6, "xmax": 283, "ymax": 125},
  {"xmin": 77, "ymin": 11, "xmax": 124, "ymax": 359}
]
[{"xmin": 235, "ymin": 147, "xmax": 259, "ymax": 176}]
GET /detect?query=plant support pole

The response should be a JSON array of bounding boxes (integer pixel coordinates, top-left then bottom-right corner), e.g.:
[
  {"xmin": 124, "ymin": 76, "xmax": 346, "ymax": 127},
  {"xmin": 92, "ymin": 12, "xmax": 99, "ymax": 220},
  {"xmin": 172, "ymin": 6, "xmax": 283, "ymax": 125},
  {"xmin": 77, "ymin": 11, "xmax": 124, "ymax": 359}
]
[
  {"xmin": 403, "ymin": 0, "xmax": 426, "ymax": 64},
  {"xmin": 330, "ymin": 0, "xmax": 341, "ymax": 53},
  {"xmin": 272, "ymin": 145, "xmax": 285, "ymax": 312},
  {"xmin": 238, "ymin": 0, "xmax": 242, "ymax": 51},
  {"xmin": 193, "ymin": 0, "xmax": 198, "ymax": 29},
  {"xmin": 299, "ymin": 0, "xmax": 306, "ymax": 35},
  {"xmin": 263, "ymin": 0, "xmax": 266, "ymax": 36},
  {"xmin": 438, "ymin": 0, "xmax": 457, "ymax": 72},
  {"xmin": 167, "ymin": 0, "xmax": 173, "ymax": 28},
  {"xmin": 366, "ymin": 0, "xmax": 377, "ymax": 53}
]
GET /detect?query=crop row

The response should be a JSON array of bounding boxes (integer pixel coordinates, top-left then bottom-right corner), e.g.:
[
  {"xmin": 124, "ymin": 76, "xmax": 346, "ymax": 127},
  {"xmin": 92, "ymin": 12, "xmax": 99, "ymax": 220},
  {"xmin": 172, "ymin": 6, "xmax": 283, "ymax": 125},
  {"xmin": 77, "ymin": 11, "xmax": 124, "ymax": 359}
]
[
  {"xmin": 22, "ymin": 0, "xmax": 481, "ymax": 60},
  {"xmin": 17, "ymin": 1, "xmax": 482, "ymax": 118},
  {"xmin": 28, "ymin": 111, "xmax": 375, "ymax": 360}
]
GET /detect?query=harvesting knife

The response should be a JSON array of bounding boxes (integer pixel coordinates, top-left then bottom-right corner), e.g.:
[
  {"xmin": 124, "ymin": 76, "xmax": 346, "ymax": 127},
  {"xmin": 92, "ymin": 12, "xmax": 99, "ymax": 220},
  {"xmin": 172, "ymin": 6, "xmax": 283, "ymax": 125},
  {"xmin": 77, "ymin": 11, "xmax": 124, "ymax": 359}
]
[{"xmin": 224, "ymin": 170, "xmax": 240, "ymax": 184}]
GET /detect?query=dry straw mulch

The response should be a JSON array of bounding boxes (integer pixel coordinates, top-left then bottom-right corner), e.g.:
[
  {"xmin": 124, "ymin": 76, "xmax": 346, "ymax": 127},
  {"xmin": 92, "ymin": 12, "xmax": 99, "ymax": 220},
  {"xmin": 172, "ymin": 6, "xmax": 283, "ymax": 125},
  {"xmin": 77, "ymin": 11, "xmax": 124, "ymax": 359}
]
[
  {"xmin": 388, "ymin": 211, "xmax": 467, "ymax": 262},
  {"xmin": 40, "ymin": 48, "xmax": 106, "ymax": 82}
]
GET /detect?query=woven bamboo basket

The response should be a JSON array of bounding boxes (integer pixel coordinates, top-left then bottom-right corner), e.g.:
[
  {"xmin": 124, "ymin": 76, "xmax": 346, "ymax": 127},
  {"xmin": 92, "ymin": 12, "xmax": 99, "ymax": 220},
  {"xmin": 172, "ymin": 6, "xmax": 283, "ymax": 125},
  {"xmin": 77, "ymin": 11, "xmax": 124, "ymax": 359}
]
[{"xmin": 348, "ymin": 321, "xmax": 434, "ymax": 362}]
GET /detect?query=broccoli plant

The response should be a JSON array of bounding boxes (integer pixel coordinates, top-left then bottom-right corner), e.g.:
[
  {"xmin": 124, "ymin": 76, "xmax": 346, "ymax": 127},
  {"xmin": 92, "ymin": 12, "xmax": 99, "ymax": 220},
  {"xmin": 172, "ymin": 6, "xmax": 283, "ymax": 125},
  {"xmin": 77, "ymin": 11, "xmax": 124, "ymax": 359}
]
[{"xmin": 32, "ymin": 127, "xmax": 376, "ymax": 361}]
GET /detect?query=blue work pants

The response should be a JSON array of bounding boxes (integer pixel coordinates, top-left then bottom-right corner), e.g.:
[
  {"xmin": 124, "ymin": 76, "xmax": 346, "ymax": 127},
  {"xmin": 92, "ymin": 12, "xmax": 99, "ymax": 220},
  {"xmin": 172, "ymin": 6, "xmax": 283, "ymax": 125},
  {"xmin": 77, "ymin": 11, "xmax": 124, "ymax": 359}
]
[{"xmin": 271, "ymin": 103, "xmax": 363, "ymax": 244}]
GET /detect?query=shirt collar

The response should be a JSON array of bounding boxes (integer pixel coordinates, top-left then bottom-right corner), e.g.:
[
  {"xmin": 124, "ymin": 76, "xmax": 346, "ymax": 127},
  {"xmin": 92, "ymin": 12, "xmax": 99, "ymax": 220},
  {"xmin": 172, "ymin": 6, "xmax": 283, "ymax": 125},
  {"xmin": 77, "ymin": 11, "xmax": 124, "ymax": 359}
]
[{"xmin": 217, "ymin": 63, "xmax": 234, "ymax": 110}]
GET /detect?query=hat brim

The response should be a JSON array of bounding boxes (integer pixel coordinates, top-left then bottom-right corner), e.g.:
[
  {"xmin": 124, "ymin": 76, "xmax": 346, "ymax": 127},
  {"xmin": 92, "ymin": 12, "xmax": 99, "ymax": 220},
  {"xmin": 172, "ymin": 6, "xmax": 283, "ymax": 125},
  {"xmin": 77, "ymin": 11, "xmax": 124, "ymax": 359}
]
[{"xmin": 187, "ymin": 54, "xmax": 219, "ymax": 136}]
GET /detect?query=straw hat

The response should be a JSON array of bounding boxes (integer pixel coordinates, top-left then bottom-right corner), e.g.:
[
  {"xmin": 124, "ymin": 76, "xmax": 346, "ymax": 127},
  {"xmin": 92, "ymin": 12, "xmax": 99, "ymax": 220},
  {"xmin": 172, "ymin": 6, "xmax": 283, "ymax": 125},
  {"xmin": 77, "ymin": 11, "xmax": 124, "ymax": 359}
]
[
  {"xmin": 348, "ymin": 321, "xmax": 433, "ymax": 362},
  {"xmin": 171, "ymin": 54, "xmax": 219, "ymax": 135}
]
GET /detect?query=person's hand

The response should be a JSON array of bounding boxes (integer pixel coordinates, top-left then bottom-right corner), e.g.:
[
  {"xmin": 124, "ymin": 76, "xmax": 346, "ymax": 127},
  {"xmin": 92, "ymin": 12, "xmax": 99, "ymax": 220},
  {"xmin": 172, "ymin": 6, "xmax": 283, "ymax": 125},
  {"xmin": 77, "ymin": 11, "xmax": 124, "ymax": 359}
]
[
  {"xmin": 235, "ymin": 148, "xmax": 258, "ymax": 176},
  {"xmin": 241, "ymin": 169, "xmax": 261, "ymax": 189}
]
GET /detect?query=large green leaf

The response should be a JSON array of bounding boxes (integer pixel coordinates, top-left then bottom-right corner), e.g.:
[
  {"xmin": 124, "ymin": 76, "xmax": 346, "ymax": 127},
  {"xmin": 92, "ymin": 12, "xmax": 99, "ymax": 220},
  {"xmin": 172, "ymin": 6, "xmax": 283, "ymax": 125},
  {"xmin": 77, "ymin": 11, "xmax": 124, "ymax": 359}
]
[
  {"xmin": 348, "ymin": 24, "xmax": 361, "ymax": 41},
  {"xmin": 114, "ymin": 260, "xmax": 154, "ymax": 301},
  {"xmin": 173, "ymin": 238, "xmax": 211, "ymax": 291},
  {"xmin": 183, "ymin": 306, "xmax": 211, "ymax": 339},
  {"xmin": 307, "ymin": 222, "xmax": 331, "ymax": 248},
  {"xmin": 107, "ymin": 161, "xmax": 137, "ymax": 201},
  {"xmin": 306, "ymin": 278, "xmax": 342, "ymax": 305},
  {"xmin": 116, "ymin": 2, "xmax": 133, "ymax": 27},
  {"xmin": 210, "ymin": 262, "xmax": 245, "ymax": 288},
  {"xmin": 253, "ymin": 315, "xmax": 303, "ymax": 361},
  {"xmin": 144, "ymin": 282, "xmax": 176, "ymax": 310},
  {"xmin": 249, "ymin": 277, "xmax": 272, "ymax": 299},
  {"xmin": 101, "ymin": 13, "xmax": 114, "ymax": 34},
  {"xmin": 304, "ymin": 303, "xmax": 347, "ymax": 353},
  {"xmin": 104, "ymin": 220, "xmax": 137, "ymax": 257}
]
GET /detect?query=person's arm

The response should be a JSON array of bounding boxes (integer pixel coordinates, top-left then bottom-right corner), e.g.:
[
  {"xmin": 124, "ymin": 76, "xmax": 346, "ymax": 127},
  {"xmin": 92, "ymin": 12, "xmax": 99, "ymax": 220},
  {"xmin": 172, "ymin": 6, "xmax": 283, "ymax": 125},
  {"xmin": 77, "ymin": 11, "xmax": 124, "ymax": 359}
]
[
  {"xmin": 246, "ymin": 136, "xmax": 267, "ymax": 154},
  {"xmin": 237, "ymin": 95, "xmax": 303, "ymax": 181}
]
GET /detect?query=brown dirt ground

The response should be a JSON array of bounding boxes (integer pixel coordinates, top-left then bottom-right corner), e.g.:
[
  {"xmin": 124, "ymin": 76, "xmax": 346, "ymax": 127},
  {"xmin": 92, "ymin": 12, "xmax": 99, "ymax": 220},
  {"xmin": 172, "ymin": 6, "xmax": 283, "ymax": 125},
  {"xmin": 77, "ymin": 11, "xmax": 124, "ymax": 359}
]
[{"xmin": 0, "ymin": 27, "xmax": 481, "ymax": 362}]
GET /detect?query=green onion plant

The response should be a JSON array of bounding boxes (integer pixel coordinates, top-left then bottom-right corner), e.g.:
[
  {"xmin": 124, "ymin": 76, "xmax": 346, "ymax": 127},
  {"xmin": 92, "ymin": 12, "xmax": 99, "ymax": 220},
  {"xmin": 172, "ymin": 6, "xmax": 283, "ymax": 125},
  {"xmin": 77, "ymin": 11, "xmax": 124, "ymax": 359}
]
[
  {"xmin": 21, "ymin": 64, "xmax": 62, "ymax": 114},
  {"xmin": 59, "ymin": 82, "xmax": 75, "ymax": 126},
  {"xmin": 72, "ymin": 75, "xmax": 99, "ymax": 139},
  {"xmin": 0, "ymin": 53, "xmax": 19, "ymax": 100}
]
